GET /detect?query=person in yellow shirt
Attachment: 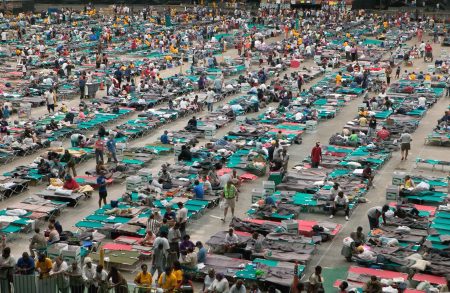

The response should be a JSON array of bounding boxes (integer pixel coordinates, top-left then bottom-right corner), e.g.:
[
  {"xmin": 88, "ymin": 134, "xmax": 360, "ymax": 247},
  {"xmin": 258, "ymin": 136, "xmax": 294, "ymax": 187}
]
[
  {"xmin": 35, "ymin": 254, "xmax": 53, "ymax": 278},
  {"xmin": 134, "ymin": 264, "xmax": 152, "ymax": 293},
  {"xmin": 169, "ymin": 45, "xmax": 178, "ymax": 54},
  {"xmin": 158, "ymin": 267, "xmax": 177, "ymax": 292},
  {"xmin": 409, "ymin": 72, "xmax": 416, "ymax": 80},
  {"xmin": 336, "ymin": 71, "xmax": 343, "ymax": 86},
  {"xmin": 383, "ymin": 21, "xmax": 388, "ymax": 28},
  {"xmin": 172, "ymin": 261, "xmax": 183, "ymax": 287},
  {"xmin": 424, "ymin": 73, "xmax": 431, "ymax": 81}
]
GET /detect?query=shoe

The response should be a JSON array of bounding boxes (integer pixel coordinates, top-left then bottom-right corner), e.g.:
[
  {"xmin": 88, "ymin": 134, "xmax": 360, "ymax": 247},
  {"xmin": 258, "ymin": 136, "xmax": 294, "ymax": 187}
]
[
  {"xmin": 345, "ymin": 216, "xmax": 349, "ymax": 221},
  {"xmin": 329, "ymin": 215, "xmax": 334, "ymax": 219},
  {"xmin": 221, "ymin": 218, "xmax": 225, "ymax": 222},
  {"xmin": 401, "ymin": 157, "xmax": 404, "ymax": 160}
]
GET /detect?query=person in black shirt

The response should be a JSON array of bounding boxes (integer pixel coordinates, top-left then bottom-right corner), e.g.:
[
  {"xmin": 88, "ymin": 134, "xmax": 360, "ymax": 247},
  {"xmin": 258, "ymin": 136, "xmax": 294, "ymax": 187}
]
[
  {"xmin": 98, "ymin": 125, "xmax": 107, "ymax": 137},
  {"xmin": 37, "ymin": 159, "xmax": 51, "ymax": 174},
  {"xmin": 178, "ymin": 145, "xmax": 192, "ymax": 161},
  {"xmin": 185, "ymin": 116, "xmax": 197, "ymax": 131},
  {"xmin": 367, "ymin": 116, "xmax": 377, "ymax": 137}
]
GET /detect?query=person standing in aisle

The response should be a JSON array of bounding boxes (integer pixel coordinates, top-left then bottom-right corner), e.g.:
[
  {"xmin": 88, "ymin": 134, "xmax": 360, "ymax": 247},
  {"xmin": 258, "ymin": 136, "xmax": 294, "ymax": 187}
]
[
  {"xmin": 310, "ymin": 142, "xmax": 322, "ymax": 168},
  {"xmin": 45, "ymin": 89, "xmax": 55, "ymax": 113},
  {"xmin": 79, "ymin": 75, "xmax": 86, "ymax": 99},
  {"xmin": 395, "ymin": 66, "xmax": 401, "ymax": 79},
  {"xmin": 94, "ymin": 136, "xmax": 105, "ymax": 164},
  {"xmin": 399, "ymin": 130, "xmax": 412, "ymax": 160},
  {"xmin": 221, "ymin": 181, "xmax": 238, "ymax": 222},
  {"xmin": 106, "ymin": 134, "xmax": 118, "ymax": 163},
  {"xmin": 97, "ymin": 171, "xmax": 108, "ymax": 208},
  {"xmin": 446, "ymin": 75, "xmax": 450, "ymax": 97}
]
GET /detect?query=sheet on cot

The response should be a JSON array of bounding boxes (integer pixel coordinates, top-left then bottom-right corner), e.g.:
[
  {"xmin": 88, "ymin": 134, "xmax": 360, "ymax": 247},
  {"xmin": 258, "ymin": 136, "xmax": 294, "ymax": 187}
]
[
  {"xmin": 347, "ymin": 266, "xmax": 408, "ymax": 283},
  {"xmin": 388, "ymin": 202, "xmax": 437, "ymax": 216},
  {"xmin": 243, "ymin": 218, "xmax": 342, "ymax": 236},
  {"xmin": 412, "ymin": 273, "xmax": 447, "ymax": 285},
  {"xmin": 89, "ymin": 249, "xmax": 140, "ymax": 266},
  {"xmin": 75, "ymin": 221, "xmax": 105, "ymax": 229},
  {"xmin": 86, "ymin": 214, "xmax": 130, "ymax": 224},
  {"xmin": 333, "ymin": 280, "xmax": 425, "ymax": 293},
  {"xmin": 114, "ymin": 236, "xmax": 143, "ymax": 245}
]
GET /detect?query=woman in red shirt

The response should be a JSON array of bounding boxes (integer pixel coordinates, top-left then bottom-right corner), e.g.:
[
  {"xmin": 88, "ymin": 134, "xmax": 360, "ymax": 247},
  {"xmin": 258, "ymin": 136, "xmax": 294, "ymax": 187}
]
[{"xmin": 63, "ymin": 175, "xmax": 80, "ymax": 191}]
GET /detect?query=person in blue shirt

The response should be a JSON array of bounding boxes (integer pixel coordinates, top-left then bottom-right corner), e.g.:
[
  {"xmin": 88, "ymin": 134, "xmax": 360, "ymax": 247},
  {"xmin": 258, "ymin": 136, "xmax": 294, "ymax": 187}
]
[
  {"xmin": 196, "ymin": 241, "xmax": 207, "ymax": 263},
  {"xmin": 79, "ymin": 75, "xmax": 86, "ymax": 99},
  {"xmin": 16, "ymin": 252, "xmax": 35, "ymax": 275},
  {"xmin": 264, "ymin": 194, "xmax": 276, "ymax": 206},
  {"xmin": 163, "ymin": 206, "xmax": 176, "ymax": 221},
  {"xmin": 97, "ymin": 171, "xmax": 108, "ymax": 208},
  {"xmin": 106, "ymin": 134, "xmax": 118, "ymax": 163},
  {"xmin": 193, "ymin": 180, "xmax": 204, "ymax": 199},
  {"xmin": 114, "ymin": 67, "xmax": 123, "ymax": 86},
  {"xmin": 2, "ymin": 105, "xmax": 10, "ymax": 119},
  {"xmin": 160, "ymin": 130, "xmax": 170, "ymax": 144}
]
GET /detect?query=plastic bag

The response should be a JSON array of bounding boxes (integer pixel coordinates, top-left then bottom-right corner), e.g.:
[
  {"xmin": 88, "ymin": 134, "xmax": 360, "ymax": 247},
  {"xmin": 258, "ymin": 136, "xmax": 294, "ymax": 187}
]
[
  {"xmin": 343, "ymin": 237, "xmax": 354, "ymax": 247},
  {"xmin": 219, "ymin": 200, "xmax": 226, "ymax": 209},
  {"xmin": 415, "ymin": 181, "xmax": 430, "ymax": 191}
]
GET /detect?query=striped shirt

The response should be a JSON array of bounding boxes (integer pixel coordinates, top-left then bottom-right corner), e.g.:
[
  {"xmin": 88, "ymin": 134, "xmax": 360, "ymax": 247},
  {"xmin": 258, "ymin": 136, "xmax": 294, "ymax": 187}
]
[{"xmin": 146, "ymin": 218, "xmax": 160, "ymax": 235}]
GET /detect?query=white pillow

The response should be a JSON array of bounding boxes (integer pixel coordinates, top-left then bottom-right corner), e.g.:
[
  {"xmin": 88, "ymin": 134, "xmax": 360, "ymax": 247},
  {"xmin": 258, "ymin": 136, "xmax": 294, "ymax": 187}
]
[{"xmin": 411, "ymin": 259, "xmax": 430, "ymax": 271}]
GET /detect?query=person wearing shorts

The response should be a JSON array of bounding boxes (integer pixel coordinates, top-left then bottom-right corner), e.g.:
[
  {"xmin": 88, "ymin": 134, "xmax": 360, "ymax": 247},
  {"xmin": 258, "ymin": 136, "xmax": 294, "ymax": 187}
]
[
  {"xmin": 399, "ymin": 131, "xmax": 412, "ymax": 160},
  {"xmin": 97, "ymin": 172, "xmax": 108, "ymax": 208},
  {"xmin": 221, "ymin": 181, "xmax": 238, "ymax": 222}
]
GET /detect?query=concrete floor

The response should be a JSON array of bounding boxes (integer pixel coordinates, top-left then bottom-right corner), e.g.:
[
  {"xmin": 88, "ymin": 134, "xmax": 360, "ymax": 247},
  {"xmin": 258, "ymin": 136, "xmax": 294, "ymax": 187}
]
[{"xmin": 1, "ymin": 32, "xmax": 449, "ymax": 287}]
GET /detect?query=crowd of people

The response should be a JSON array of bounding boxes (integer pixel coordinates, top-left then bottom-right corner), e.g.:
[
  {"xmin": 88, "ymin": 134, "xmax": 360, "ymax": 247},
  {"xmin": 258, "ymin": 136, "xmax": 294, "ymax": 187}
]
[{"xmin": 0, "ymin": 0, "xmax": 448, "ymax": 292}]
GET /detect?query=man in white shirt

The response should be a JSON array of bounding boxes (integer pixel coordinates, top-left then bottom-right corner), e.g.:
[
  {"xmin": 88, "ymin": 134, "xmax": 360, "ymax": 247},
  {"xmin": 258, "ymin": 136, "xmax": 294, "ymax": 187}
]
[
  {"xmin": 38, "ymin": 43, "xmax": 46, "ymax": 56},
  {"xmin": 50, "ymin": 256, "xmax": 69, "ymax": 292},
  {"xmin": 153, "ymin": 232, "xmax": 170, "ymax": 256},
  {"xmin": 179, "ymin": 98, "xmax": 189, "ymax": 110},
  {"xmin": 345, "ymin": 44, "xmax": 351, "ymax": 61},
  {"xmin": 399, "ymin": 130, "xmax": 412, "ymax": 160},
  {"xmin": 224, "ymin": 228, "xmax": 239, "ymax": 252},
  {"xmin": 330, "ymin": 191, "xmax": 349, "ymax": 221},
  {"xmin": 419, "ymin": 41, "xmax": 426, "ymax": 57},
  {"xmin": 61, "ymin": 62, "xmax": 68, "ymax": 76},
  {"xmin": 93, "ymin": 265, "xmax": 108, "ymax": 292},
  {"xmin": 378, "ymin": 89, "xmax": 387, "ymax": 99},
  {"xmin": 176, "ymin": 202, "xmax": 188, "ymax": 237},
  {"xmin": 219, "ymin": 172, "xmax": 232, "ymax": 188},
  {"xmin": 3, "ymin": 132, "xmax": 14, "ymax": 145},
  {"xmin": 82, "ymin": 257, "xmax": 98, "ymax": 292},
  {"xmin": 418, "ymin": 96, "xmax": 426, "ymax": 108},
  {"xmin": 230, "ymin": 280, "xmax": 246, "ymax": 293},
  {"xmin": 330, "ymin": 183, "xmax": 342, "ymax": 201},
  {"xmin": 1, "ymin": 30, "xmax": 7, "ymax": 42},
  {"xmin": 206, "ymin": 88, "xmax": 215, "ymax": 112},
  {"xmin": 207, "ymin": 273, "xmax": 229, "ymax": 293},
  {"xmin": 44, "ymin": 89, "xmax": 55, "ymax": 113}
]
